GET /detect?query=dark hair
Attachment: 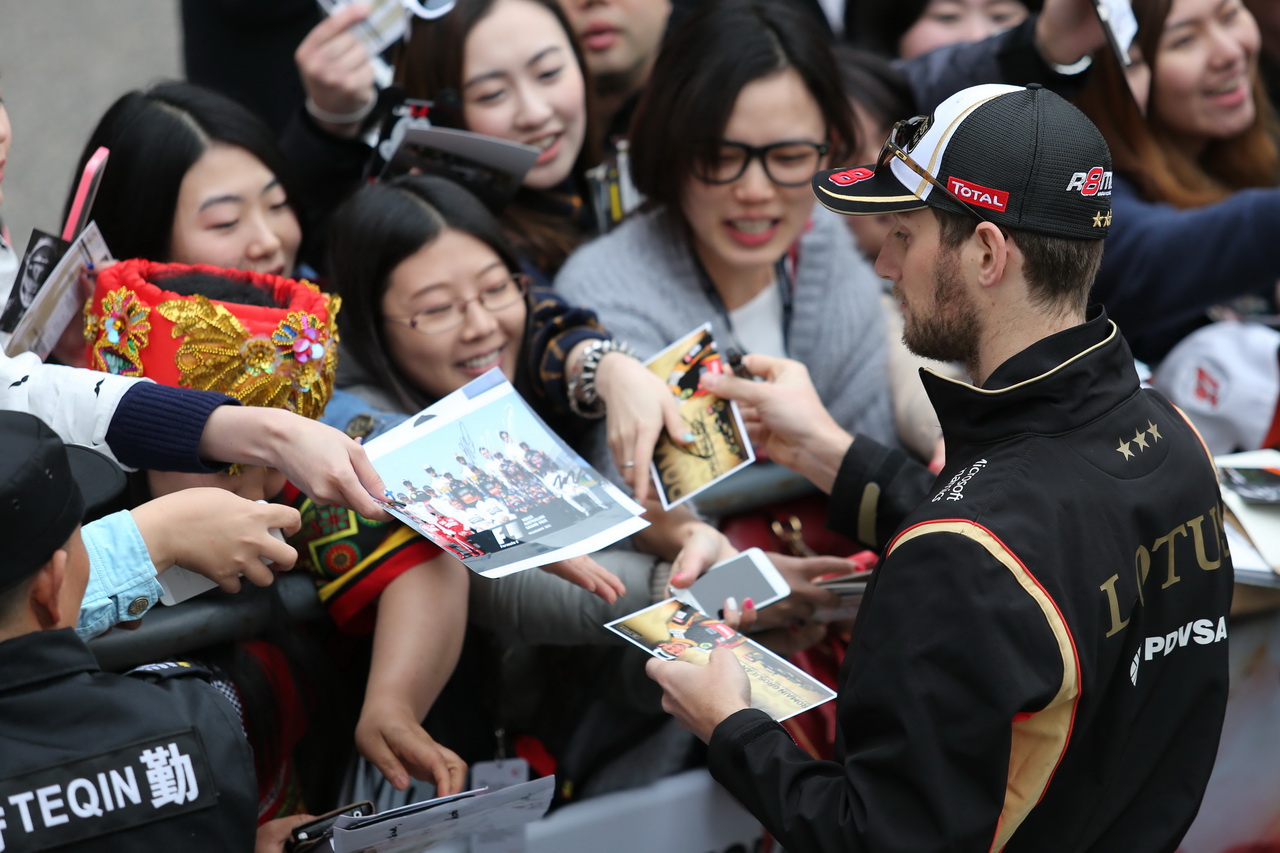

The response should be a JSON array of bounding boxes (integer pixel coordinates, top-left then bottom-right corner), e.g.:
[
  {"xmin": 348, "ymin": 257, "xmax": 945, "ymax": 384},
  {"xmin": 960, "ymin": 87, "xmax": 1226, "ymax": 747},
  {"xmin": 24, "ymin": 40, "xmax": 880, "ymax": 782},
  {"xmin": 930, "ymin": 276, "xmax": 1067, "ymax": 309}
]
[
  {"xmin": 395, "ymin": 0, "xmax": 599, "ymax": 274},
  {"xmin": 1073, "ymin": 0, "xmax": 1280, "ymax": 207},
  {"xmin": 833, "ymin": 44, "xmax": 918, "ymax": 133},
  {"xmin": 327, "ymin": 175, "xmax": 527, "ymax": 412},
  {"xmin": 629, "ymin": 0, "xmax": 856, "ymax": 214},
  {"xmin": 154, "ymin": 271, "xmax": 286, "ymax": 307},
  {"xmin": 932, "ymin": 208, "xmax": 1104, "ymax": 313},
  {"xmin": 851, "ymin": 0, "xmax": 1039, "ymax": 58},
  {"xmin": 65, "ymin": 82, "xmax": 301, "ymax": 263}
]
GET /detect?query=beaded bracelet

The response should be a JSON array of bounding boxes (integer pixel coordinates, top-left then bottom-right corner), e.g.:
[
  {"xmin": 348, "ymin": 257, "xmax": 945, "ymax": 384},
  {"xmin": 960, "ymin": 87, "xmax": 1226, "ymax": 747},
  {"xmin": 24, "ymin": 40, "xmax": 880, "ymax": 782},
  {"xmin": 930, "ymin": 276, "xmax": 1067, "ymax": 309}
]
[
  {"xmin": 567, "ymin": 338, "xmax": 637, "ymax": 418},
  {"xmin": 305, "ymin": 95, "xmax": 377, "ymax": 126}
]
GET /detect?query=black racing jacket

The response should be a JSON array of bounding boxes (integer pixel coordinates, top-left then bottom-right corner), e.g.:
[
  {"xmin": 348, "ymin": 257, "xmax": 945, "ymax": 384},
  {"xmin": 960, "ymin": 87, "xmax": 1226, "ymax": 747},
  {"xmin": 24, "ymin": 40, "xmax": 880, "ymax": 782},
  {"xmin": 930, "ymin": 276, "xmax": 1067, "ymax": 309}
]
[
  {"xmin": 708, "ymin": 310, "xmax": 1232, "ymax": 853},
  {"xmin": 0, "ymin": 629, "xmax": 257, "ymax": 851}
]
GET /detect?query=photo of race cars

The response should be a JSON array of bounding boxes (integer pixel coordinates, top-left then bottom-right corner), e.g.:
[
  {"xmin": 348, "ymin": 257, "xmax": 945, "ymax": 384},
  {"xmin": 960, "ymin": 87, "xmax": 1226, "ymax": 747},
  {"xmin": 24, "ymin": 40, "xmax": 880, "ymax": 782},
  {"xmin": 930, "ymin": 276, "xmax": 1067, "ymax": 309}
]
[{"xmin": 365, "ymin": 370, "xmax": 648, "ymax": 577}]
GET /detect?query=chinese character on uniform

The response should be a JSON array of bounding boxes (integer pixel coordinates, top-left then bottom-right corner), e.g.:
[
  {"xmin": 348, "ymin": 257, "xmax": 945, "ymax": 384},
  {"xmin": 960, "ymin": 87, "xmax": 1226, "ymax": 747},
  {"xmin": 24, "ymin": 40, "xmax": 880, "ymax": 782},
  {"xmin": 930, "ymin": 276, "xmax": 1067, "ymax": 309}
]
[{"xmin": 138, "ymin": 744, "xmax": 199, "ymax": 809}]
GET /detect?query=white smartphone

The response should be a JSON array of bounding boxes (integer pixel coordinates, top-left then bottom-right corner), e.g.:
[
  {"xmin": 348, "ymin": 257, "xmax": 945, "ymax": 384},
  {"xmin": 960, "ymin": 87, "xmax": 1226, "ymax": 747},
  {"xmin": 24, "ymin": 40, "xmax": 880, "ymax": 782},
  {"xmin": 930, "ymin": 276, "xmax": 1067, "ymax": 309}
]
[{"xmin": 671, "ymin": 547, "xmax": 790, "ymax": 615}]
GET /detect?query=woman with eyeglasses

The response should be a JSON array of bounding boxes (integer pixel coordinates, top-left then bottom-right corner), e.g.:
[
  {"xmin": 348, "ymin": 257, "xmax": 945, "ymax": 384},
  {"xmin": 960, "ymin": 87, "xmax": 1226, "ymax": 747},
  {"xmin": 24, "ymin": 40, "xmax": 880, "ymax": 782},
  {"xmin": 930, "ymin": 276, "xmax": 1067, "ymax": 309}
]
[{"xmin": 556, "ymin": 0, "xmax": 898, "ymax": 453}]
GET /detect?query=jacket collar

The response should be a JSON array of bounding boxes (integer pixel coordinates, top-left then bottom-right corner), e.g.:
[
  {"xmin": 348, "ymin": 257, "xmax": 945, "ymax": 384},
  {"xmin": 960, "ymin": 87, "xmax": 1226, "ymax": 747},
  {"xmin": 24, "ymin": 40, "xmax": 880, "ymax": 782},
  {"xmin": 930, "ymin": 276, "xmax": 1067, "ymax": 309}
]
[
  {"xmin": 0, "ymin": 629, "xmax": 100, "ymax": 693},
  {"xmin": 921, "ymin": 307, "xmax": 1137, "ymax": 445}
]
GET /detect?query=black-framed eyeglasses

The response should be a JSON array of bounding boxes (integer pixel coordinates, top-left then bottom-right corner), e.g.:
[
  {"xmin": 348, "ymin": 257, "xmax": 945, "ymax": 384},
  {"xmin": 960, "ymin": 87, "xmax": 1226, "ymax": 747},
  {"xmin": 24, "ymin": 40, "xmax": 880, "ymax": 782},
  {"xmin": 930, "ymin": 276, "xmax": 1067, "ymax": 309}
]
[
  {"xmin": 385, "ymin": 273, "xmax": 528, "ymax": 334},
  {"xmin": 695, "ymin": 140, "xmax": 830, "ymax": 187},
  {"xmin": 877, "ymin": 116, "xmax": 991, "ymax": 223}
]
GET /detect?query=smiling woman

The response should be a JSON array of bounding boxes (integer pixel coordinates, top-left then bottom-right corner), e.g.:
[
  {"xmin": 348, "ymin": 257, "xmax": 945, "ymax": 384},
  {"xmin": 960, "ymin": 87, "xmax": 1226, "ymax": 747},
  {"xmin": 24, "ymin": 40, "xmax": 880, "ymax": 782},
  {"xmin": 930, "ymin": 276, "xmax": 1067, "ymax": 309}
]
[
  {"xmin": 388, "ymin": 0, "xmax": 597, "ymax": 279},
  {"xmin": 1072, "ymin": 0, "xmax": 1280, "ymax": 364},
  {"xmin": 65, "ymin": 83, "xmax": 303, "ymax": 275}
]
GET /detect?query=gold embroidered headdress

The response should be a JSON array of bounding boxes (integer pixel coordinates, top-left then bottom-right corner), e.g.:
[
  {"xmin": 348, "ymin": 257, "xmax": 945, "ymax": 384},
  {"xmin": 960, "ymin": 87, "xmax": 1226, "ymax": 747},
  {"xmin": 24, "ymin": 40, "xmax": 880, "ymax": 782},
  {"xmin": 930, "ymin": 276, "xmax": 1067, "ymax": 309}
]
[{"xmin": 84, "ymin": 260, "xmax": 339, "ymax": 419}]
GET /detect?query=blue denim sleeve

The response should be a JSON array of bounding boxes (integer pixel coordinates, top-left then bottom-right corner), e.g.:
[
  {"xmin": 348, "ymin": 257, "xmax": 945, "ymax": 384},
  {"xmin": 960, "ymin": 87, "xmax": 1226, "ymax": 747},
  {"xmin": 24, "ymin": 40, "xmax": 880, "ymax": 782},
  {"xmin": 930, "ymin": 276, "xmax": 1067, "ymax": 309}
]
[{"xmin": 77, "ymin": 510, "xmax": 163, "ymax": 641}]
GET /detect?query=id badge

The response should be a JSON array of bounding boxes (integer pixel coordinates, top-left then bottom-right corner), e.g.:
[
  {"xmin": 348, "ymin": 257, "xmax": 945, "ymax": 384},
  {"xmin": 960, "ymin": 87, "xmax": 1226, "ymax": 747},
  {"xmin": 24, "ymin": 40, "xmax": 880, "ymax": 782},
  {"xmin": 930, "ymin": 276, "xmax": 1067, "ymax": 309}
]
[{"xmin": 470, "ymin": 758, "xmax": 530, "ymax": 853}]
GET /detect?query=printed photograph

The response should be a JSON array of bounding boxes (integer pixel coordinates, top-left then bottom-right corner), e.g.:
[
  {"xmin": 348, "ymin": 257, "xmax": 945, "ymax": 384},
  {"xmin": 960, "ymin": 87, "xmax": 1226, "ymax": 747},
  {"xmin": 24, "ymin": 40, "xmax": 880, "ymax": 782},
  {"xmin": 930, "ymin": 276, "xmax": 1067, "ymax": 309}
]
[
  {"xmin": 606, "ymin": 599, "xmax": 836, "ymax": 722},
  {"xmin": 0, "ymin": 230, "xmax": 70, "ymax": 333},
  {"xmin": 6, "ymin": 223, "xmax": 112, "ymax": 359},
  {"xmin": 365, "ymin": 370, "xmax": 648, "ymax": 577},
  {"xmin": 645, "ymin": 324, "xmax": 754, "ymax": 509}
]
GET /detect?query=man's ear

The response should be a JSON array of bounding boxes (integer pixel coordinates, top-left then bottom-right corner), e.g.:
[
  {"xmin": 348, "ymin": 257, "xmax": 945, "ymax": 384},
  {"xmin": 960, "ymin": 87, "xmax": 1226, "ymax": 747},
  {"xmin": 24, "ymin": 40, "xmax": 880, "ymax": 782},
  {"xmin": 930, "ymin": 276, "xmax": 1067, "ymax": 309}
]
[
  {"xmin": 972, "ymin": 221, "xmax": 1011, "ymax": 289},
  {"xmin": 28, "ymin": 550, "xmax": 69, "ymax": 630}
]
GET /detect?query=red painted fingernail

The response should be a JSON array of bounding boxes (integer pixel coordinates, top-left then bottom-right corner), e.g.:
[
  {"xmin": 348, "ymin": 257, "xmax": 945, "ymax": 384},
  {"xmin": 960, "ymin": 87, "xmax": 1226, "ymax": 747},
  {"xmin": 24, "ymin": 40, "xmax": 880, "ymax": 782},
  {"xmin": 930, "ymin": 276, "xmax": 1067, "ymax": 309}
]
[{"xmin": 743, "ymin": 598, "xmax": 754, "ymax": 610}]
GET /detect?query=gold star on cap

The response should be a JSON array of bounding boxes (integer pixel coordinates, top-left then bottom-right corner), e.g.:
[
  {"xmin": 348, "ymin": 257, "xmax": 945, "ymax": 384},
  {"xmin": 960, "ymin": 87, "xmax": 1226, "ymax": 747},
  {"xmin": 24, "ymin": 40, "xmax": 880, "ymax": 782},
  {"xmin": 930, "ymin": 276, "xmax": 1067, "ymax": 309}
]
[
  {"xmin": 1104, "ymin": 210, "xmax": 1113, "ymax": 226},
  {"xmin": 1093, "ymin": 211, "xmax": 1106, "ymax": 228},
  {"xmin": 1116, "ymin": 438, "xmax": 1134, "ymax": 460}
]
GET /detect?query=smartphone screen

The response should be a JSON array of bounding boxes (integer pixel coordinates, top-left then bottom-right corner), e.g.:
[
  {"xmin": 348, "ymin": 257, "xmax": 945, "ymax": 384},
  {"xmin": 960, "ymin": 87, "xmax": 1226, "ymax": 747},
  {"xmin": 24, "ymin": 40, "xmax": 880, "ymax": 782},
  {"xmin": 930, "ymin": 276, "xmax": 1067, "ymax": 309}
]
[{"xmin": 679, "ymin": 549, "xmax": 789, "ymax": 614}]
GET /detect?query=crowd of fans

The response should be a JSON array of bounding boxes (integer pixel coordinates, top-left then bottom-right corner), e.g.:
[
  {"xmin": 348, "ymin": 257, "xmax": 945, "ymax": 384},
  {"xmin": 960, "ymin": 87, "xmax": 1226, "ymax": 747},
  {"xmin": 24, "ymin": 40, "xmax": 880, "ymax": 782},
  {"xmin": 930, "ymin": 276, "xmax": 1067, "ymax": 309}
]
[{"xmin": 0, "ymin": 0, "xmax": 1274, "ymax": 848}]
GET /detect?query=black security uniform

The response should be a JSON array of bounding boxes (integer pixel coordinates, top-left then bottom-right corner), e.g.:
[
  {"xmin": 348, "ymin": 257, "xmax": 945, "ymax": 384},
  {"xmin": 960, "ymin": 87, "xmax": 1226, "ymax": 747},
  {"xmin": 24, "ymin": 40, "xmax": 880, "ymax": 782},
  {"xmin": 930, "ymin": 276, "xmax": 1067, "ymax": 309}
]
[
  {"xmin": 0, "ymin": 629, "xmax": 257, "ymax": 851},
  {"xmin": 708, "ymin": 312, "xmax": 1233, "ymax": 852}
]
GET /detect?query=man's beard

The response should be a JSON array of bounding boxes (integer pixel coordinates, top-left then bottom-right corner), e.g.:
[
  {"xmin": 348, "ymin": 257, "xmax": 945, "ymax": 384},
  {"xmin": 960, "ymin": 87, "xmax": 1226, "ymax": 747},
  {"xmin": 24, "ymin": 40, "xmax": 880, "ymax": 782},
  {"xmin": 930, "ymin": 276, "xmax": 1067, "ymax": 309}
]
[{"xmin": 900, "ymin": 246, "xmax": 980, "ymax": 372}]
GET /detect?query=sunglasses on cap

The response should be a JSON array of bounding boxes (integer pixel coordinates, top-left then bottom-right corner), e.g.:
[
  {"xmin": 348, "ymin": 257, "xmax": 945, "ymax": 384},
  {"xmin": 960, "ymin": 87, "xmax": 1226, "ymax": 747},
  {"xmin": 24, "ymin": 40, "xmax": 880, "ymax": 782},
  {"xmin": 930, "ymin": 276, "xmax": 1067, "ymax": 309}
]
[{"xmin": 877, "ymin": 116, "xmax": 991, "ymax": 223}]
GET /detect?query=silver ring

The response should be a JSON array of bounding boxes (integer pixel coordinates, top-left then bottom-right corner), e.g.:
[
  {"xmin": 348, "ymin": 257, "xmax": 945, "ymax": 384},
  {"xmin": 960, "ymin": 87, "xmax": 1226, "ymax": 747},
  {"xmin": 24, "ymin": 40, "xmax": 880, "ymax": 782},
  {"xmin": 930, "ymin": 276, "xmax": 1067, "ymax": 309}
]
[{"xmin": 621, "ymin": 461, "xmax": 636, "ymax": 468}]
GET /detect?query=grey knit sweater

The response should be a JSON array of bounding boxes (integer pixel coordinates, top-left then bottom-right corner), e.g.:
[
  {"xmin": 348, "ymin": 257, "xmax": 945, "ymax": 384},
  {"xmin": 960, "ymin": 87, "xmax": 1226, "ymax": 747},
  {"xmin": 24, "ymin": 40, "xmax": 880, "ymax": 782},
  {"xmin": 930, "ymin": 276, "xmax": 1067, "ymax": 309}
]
[{"xmin": 555, "ymin": 206, "xmax": 897, "ymax": 447}]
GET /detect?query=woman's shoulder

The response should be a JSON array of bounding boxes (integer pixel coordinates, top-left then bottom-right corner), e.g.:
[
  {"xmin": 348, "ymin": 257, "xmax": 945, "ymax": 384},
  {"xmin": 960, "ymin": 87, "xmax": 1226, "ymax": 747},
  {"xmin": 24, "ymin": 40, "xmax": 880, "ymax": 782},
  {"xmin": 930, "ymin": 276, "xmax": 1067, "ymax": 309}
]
[{"xmin": 556, "ymin": 209, "xmax": 684, "ymax": 294}]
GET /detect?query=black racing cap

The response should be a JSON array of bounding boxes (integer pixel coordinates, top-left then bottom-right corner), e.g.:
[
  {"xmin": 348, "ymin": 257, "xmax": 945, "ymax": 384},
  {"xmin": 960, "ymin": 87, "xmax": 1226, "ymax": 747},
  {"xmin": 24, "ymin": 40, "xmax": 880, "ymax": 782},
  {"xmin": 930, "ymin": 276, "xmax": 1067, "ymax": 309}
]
[
  {"xmin": 0, "ymin": 411, "xmax": 125, "ymax": 591},
  {"xmin": 813, "ymin": 83, "xmax": 1114, "ymax": 240}
]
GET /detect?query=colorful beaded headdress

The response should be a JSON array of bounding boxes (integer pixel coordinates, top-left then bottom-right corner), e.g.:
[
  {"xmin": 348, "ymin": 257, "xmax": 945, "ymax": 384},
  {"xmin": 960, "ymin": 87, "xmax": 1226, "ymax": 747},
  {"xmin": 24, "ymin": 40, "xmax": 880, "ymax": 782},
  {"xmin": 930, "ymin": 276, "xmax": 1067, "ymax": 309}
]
[{"xmin": 84, "ymin": 259, "xmax": 339, "ymax": 420}]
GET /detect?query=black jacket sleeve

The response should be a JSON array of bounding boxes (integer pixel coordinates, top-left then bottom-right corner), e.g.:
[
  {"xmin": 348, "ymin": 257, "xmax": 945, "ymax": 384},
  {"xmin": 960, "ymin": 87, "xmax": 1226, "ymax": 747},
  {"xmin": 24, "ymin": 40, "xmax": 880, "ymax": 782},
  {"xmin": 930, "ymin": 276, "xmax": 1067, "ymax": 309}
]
[
  {"xmin": 827, "ymin": 435, "xmax": 936, "ymax": 550},
  {"xmin": 706, "ymin": 529, "xmax": 1068, "ymax": 853}
]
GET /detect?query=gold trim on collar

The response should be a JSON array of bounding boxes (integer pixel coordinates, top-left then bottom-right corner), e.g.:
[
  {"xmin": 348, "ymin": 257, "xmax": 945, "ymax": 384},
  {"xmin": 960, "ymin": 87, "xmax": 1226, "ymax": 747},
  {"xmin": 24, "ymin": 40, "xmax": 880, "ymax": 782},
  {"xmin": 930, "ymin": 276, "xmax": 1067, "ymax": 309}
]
[{"xmin": 922, "ymin": 321, "xmax": 1119, "ymax": 396}]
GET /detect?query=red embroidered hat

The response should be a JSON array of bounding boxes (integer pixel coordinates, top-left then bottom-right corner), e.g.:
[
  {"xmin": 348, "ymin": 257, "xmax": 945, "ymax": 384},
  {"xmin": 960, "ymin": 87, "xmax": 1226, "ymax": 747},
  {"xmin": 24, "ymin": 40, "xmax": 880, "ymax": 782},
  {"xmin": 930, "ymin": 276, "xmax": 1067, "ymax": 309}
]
[{"xmin": 84, "ymin": 259, "xmax": 340, "ymax": 420}]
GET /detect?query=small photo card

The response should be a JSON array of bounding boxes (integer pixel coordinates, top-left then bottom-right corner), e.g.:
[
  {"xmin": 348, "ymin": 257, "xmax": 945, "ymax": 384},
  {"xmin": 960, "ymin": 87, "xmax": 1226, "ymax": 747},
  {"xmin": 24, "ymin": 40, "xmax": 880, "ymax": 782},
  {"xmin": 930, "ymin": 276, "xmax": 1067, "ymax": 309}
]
[
  {"xmin": 645, "ymin": 324, "xmax": 754, "ymax": 509},
  {"xmin": 606, "ymin": 598, "xmax": 835, "ymax": 722},
  {"xmin": 0, "ymin": 229, "xmax": 71, "ymax": 333},
  {"xmin": 6, "ymin": 223, "xmax": 112, "ymax": 359},
  {"xmin": 364, "ymin": 369, "xmax": 648, "ymax": 577}
]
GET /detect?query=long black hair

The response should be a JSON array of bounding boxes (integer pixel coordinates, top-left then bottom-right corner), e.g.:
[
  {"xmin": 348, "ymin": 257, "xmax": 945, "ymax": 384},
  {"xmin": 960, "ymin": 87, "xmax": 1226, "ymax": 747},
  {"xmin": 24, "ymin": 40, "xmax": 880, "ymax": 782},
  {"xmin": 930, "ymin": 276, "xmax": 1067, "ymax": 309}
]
[
  {"xmin": 64, "ymin": 82, "xmax": 302, "ymax": 263},
  {"xmin": 327, "ymin": 175, "xmax": 530, "ymax": 413}
]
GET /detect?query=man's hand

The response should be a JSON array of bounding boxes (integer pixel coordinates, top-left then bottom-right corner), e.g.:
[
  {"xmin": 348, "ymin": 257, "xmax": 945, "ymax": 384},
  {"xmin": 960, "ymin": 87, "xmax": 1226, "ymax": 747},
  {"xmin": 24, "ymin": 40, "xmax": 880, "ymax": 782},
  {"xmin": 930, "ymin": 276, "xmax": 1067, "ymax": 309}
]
[
  {"xmin": 295, "ymin": 3, "xmax": 378, "ymax": 138},
  {"xmin": 356, "ymin": 699, "xmax": 468, "ymax": 794},
  {"xmin": 699, "ymin": 355, "xmax": 852, "ymax": 493},
  {"xmin": 539, "ymin": 554, "xmax": 627, "ymax": 603},
  {"xmin": 1036, "ymin": 0, "xmax": 1107, "ymax": 67},
  {"xmin": 130, "ymin": 488, "xmax": 301, "ymax": 591},
  {"xmin": 594, "ymin": 351, "xmax": 691, "ymax": 505},
  {"xmin": 646, "ymin": 648, "xmax": 751, "ymax": 743},
  {"xmin": 200, "ymin": 407, "xmax": 390, "ymax": 520}
]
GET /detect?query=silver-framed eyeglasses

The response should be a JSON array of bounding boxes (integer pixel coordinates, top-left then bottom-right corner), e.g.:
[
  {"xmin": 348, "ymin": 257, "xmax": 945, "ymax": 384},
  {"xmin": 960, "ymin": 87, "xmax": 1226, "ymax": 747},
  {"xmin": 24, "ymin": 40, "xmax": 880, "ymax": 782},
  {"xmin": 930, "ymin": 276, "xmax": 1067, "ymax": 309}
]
[
  {"xmin": 695, "ymin": 140, "xmax": 830, "ymax": 187},
  {"xmin": 385, "ymin": 273, "xmax": 528, "ymax": 334}
]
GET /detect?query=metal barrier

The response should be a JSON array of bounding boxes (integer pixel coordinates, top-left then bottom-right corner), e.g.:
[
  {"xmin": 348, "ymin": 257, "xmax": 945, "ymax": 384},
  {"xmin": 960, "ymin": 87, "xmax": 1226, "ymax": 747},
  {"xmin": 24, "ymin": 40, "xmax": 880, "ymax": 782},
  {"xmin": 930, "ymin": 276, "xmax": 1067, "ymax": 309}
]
[{"xmin": 87, "ymin": 572, "xmax": 324, "ymax": 672}]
